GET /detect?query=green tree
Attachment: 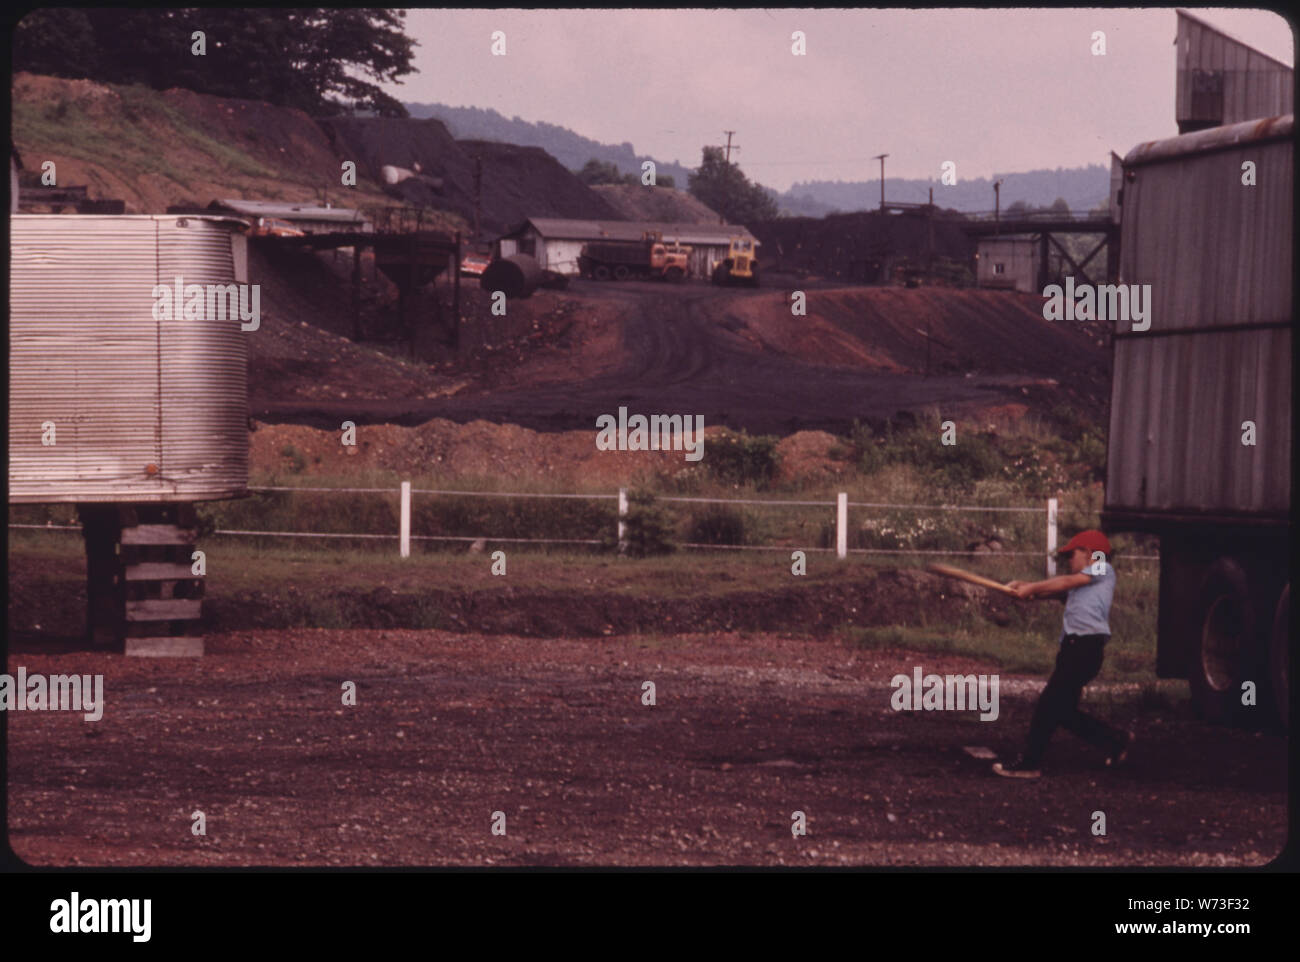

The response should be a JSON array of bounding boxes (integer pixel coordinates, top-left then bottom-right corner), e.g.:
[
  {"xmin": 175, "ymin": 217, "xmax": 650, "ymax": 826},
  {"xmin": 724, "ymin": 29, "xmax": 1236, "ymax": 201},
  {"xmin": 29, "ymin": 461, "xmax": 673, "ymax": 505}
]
[
  {"xmin": 14, "ymin": 9, "xmax": 417, "ymax": 117},
  {"xmin": 576, "ymin": 158, "xmax": 626, "ymax": 185},
  {"xmin": 687, "ymin": 146, "xmax": 778, "ymax": 224},
  {"xmin": 577, "ymin": 158, "xmax": 676, "ymax": 188}
]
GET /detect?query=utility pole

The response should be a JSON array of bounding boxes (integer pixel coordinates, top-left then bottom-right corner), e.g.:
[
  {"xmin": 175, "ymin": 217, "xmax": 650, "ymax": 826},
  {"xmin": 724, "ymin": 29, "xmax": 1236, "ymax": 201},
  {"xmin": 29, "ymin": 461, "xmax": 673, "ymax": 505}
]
[
  {"xmin": 873, "ymin": 153, "xmax": 888, "ymax": 210},
  {"xmin": 722, "ymin": 131, "xmax": 740, "ymax": 163},
  {"xmin": 473, "ymin": 155, "xmax": 483, "ymax": 240},
  {"xmin": 993, "ymin": 179, "xmax": 1003, "ymax": 237}
]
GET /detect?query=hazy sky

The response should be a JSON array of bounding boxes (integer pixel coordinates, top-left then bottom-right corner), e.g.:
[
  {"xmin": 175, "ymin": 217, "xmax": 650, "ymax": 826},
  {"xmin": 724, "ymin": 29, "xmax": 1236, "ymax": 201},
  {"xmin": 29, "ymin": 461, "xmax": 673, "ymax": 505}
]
[{"xmin": 393, "ymin": 8, "xmax": 1294, "ymax": 191}]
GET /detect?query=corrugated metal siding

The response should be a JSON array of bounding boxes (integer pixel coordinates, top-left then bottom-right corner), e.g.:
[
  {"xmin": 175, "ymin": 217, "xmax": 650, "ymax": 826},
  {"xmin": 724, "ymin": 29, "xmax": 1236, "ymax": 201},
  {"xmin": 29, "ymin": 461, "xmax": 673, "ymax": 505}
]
[
  {"xmin": 10, "ymin": 216, "xmax": 249, "ymax": 503},
  {"xmin": 1120, "ymin": 124, "xmax": 1291, "ymax": 330},
  {"xmin": 1176, "ymin": 12, "xmax": 1293, "ymax": 128},
  {"xmin": 1108, "ymin": 328, "xmax": 1291, "ymax": 514},
  {"xmin": 1107, "ymin": 126, "xmax": 1292, "ymax": 517}
]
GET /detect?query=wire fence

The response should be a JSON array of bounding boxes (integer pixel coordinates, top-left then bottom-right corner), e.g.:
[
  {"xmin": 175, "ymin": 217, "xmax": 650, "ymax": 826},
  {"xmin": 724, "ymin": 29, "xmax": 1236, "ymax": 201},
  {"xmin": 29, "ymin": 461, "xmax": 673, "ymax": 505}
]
[{"xmin": 12, "ymin": 484, "xmax": 1159, "ymax": 567}]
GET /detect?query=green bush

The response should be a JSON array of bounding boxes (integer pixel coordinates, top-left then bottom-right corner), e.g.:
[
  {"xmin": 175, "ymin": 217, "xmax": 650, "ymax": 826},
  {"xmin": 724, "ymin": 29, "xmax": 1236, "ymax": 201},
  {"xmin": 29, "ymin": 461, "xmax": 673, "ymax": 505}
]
[
  {"xmin": 706, "ymin": 430, "xmax": 780, "ymax": 488},
  {"xmin": 604, "ymin": 490, "xmax": 676, "ymax": 557},
  {"xmin": 687, "ymin": 506, "xmax": 747, "ymax": 546},
  {"xmin": 905, "ymin": 431, "xmax": 1001, "ymax": 491}
]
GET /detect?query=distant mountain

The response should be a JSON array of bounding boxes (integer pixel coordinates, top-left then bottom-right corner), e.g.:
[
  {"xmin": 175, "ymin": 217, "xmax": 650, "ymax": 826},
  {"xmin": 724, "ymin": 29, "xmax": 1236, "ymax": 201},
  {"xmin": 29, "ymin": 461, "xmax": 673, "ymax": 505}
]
[
  {"xmin": 405, "ymin": 101, "xmax": 1111, "ymax": 217},
  {"xmin": 405, "ymin": 102, "xmax": 696, "ymax": 190},
  {"xmin": 785, "ymin": 166, "xmax": 1111, "ymax": 215}
]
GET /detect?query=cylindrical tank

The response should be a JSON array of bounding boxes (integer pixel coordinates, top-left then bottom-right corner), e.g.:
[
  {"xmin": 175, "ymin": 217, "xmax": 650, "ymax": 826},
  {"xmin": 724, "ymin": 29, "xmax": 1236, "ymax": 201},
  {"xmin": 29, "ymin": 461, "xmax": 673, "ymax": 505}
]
[
  {"xmin": 480, "ymin": 253, "xmax": 542, "ymax": 299},
  {"xmin": 9, "ymin": 215, "xmax": 251, "ymax": 503}
]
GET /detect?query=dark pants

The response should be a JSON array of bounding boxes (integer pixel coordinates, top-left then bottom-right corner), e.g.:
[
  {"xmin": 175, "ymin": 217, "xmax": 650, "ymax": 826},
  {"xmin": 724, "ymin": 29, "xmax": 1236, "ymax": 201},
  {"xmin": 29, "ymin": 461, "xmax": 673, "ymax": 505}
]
[{"xmin": 1023, "ymin": 633, "xmax": 1126, "ymax": 766}]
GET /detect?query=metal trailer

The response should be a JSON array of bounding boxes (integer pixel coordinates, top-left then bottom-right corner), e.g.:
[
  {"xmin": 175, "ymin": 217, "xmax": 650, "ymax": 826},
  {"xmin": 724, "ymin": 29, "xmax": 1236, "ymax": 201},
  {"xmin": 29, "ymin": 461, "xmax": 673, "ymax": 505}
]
[
  {"xmin": 10, "ymin": 215, "xmax": 252, "ymax": 655},
  {"xmin": 1103, "ymin": 115, "xmax": 1292, "ymax": 727}
]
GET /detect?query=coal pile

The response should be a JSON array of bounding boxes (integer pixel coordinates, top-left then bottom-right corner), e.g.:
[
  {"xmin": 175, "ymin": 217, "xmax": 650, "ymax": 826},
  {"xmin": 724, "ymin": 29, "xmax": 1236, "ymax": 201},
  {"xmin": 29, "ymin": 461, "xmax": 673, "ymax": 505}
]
[
  {"xmin": 458, "ymin": 139, "xmax": 622, "ymax": 233},
  {"xmin": 320, "ymin": 119, "xmax": 623, "ymax": 237}
]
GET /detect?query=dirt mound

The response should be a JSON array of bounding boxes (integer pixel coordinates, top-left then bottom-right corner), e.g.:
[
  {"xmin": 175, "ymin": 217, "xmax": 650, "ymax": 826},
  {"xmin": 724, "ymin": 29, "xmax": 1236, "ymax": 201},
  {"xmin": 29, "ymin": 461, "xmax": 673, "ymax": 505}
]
[
  {"xmin": 591, "ymin": 184, "xmax": 722, "ymax": 224},
  {"xmin": 728, "ymin": 287, "xmax": 1109, "ymax": 384},
  {"xmin": 774, "ymin": 432, "xmax": 851, "ymax": 483},
  {"xmin": 251, "ymin": 418, "xmax": 750, "ymax": 487},
  {"xmin": 12, "ymin": 73, "xmax": 393, "ymax": 213}
]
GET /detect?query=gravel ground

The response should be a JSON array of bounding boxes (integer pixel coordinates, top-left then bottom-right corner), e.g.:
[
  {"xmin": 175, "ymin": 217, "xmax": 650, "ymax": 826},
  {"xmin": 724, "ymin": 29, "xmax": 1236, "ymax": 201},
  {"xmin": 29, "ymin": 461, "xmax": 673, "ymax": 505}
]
[{"xmin": 6, "ymin": 630, "xmax": 1285, "ymax": 867}]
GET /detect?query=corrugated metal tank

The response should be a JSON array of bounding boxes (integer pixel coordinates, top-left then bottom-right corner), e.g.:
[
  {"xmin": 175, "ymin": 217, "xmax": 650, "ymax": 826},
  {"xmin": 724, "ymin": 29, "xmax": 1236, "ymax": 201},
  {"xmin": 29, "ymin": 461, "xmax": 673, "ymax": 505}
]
[
  {"xmin": 1107, "ymin": 116, "xmax": 1292, "ymax": 521},
  {"xmin": 10, "ymin": 215, "xmax": 250, "ymax": 503}
]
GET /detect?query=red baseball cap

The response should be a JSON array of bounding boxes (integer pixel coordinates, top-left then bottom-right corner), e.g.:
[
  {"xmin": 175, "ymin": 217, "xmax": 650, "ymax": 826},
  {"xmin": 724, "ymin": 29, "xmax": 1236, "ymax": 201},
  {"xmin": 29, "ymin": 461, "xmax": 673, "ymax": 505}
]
[{"xmin": 1058, "ymin": 529, "xmax": 1111, "ymax": 557}]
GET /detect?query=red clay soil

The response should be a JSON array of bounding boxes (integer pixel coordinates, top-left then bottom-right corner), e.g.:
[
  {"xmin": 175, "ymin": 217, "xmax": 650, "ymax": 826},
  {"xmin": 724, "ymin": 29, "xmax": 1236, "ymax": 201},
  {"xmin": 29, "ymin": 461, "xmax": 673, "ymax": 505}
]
[{"xmin": 6, "ymin": 631, "xmax": 1285, "ymax": 867}]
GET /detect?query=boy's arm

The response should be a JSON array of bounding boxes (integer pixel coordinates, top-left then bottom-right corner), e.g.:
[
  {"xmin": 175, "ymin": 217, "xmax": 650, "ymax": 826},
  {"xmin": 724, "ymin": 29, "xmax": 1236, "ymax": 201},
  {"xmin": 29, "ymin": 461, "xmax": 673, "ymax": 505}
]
[{"xmin": 1006, "ymin": 572, "xmax": 1093, "ymax": 600}]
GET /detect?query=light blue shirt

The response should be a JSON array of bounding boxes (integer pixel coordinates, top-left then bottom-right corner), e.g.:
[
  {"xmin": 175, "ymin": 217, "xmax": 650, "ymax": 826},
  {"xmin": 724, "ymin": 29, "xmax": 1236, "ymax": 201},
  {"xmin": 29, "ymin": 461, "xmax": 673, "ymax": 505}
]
[{"xmin": 1060, "ymin": 561, "xmax": 1115, "ymax": 640}]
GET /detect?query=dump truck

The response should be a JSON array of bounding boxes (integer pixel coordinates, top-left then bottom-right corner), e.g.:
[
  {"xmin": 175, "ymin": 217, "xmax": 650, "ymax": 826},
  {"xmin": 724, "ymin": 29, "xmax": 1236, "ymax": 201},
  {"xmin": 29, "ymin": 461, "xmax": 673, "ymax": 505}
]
[
  {"xmin": 578, "ymin": 234, "xmax": 690, "ymax": 282},
  {"xmin": 1103, "ymin": 115, "xmax": 1292, "ymax": 728},
  {"xmin": 711, "ymin": 236, "xmax": 760, "ymax": 287}
]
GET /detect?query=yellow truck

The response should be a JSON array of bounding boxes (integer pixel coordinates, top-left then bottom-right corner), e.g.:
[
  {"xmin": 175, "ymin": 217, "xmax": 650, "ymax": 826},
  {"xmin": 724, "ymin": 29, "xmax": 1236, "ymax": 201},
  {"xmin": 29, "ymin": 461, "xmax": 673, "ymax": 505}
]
[
  {"xmin": 711, "ymin": 236, "xmax": 760, "ymax": 287},
  {"xmin": 579, "ymin": 234, "xmax": 691, "ymax": 282}
]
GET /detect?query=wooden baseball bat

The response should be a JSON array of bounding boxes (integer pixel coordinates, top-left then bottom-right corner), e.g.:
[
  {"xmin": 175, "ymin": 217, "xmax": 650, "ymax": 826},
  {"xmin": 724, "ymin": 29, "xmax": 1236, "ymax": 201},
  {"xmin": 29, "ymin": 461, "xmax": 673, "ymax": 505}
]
[{"xmin": 924, "ymin": 562, "xmax": 1019, "ymax": 597}]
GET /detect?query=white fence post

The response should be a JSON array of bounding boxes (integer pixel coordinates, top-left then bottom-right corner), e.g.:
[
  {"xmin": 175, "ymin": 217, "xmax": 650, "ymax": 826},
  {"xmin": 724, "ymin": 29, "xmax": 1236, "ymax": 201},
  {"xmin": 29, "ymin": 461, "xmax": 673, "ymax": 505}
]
[
  {"xmin": 1045, "ymin": 497, "xmax": 1057, "ymax": 577},
  {"xmin": 618, "ymin": 487, "xmax": 628, "ymax": 555},
  {"xmin": 837, "ymin": 492, "xmax": 847, "ymax": 560},
  {"xmin": 400, "ymin": 481, "xmax": 411, "ymax": 558}
]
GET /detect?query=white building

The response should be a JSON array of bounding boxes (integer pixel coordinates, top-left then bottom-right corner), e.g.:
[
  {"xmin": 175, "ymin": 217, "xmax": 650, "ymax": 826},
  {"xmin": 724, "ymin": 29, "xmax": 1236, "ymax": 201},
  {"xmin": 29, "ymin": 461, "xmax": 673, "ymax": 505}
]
[
  {"xmin": 975, "ymin": 237, "xmax": 1039, "ymax": 292},
  {"xmin": 496, "ymin": 218, "xmax": 757, "ymax": 279}
]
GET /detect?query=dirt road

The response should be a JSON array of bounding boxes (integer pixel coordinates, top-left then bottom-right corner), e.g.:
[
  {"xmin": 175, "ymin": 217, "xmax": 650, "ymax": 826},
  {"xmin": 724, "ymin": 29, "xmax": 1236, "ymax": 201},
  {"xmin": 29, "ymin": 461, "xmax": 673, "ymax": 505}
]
[
  {"xmin": 254, "ymin": 282, "xmax": 1105, "ymax": 435},
  {"xmin": 7, "ymin": 630, "xmax": 1284, "ymax": 867}
]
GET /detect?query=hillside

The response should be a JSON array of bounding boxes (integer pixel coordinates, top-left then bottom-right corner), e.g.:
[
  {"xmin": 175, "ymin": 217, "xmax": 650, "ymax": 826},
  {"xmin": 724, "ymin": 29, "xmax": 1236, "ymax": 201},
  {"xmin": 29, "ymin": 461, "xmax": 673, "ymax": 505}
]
[{"xmin": 12, "ymin": 73, "xmax": 398, "ymax": 215}]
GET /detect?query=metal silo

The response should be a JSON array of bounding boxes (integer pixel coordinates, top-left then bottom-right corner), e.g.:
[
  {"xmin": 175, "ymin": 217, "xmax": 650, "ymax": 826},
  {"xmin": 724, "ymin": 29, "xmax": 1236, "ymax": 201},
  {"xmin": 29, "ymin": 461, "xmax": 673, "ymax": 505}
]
[
  {"xmin": 10, "ymin": 215, "xmax": 253, "ymax": 655},
  {"xmin": 10, "ymin": 215, "xmax": 249, "ymax": 502}
]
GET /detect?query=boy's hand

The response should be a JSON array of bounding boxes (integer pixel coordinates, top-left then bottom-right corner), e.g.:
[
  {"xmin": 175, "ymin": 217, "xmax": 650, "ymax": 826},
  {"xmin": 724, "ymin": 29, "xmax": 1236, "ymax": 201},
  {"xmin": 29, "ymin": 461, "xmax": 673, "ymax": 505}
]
[{"xmin": 1005, "ymin": 580, "xmax": 1035, "ymax": 599}]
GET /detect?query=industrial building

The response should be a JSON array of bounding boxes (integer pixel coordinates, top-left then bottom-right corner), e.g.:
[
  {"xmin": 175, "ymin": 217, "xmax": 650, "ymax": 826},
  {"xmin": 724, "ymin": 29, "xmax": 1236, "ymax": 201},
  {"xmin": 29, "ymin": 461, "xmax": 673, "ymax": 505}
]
[
  {"xmin": 1176, "ymin": 8, "xmax": 1293, "ymax": 133},
  {"xmin": 974, "ymin": 237, "xmax": 1039, "ymax": 291},
  {"xmin": 495, "ymin": 217, "xmax": 758, "ymax": 279}
]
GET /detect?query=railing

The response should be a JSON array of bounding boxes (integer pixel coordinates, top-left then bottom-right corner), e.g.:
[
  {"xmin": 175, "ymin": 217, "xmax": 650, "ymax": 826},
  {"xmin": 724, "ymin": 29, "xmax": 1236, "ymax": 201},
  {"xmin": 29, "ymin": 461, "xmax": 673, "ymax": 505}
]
[{"xmin": 13, "ymin": 487, "xmax": 1158, "ymax": 574}]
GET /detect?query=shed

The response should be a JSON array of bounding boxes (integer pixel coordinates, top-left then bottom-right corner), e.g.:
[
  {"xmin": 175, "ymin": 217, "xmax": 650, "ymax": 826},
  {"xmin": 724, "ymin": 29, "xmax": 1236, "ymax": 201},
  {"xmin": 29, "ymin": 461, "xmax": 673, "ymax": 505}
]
[
  {"xmin": 975, "ymin": 237, "xmax": 1039, "ymax": 292},
  {"xmin": 1176, "ymin": 8, "xmax": 1293, "ymax": 133},
  {"xmin": 496, "ymin": 218, "xmax": 757, "ymax": 279}
]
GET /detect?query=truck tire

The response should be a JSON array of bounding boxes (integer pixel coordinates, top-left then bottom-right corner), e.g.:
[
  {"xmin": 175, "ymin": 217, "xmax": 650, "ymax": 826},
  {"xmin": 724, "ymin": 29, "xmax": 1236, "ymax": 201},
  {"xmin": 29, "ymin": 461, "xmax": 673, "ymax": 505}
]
[
  {"xmin": 593, "ymin": 264, "xmax": 611, "ymax": 281},
  {"xmin": 712, "ymin": 265, "xmax": 730, "ymax": 286},
  {"xmin": 613, "ymin": 265, "xmax": 630, "ymax": 281},
  {"xmin": 1268, "ymin": 584, "xmax": 1289, "ymax": 731},
  {"xmin": 665, "ymin": 267, "xmax": 684, "ymax": 283},
  {"xmin": 1190, "ymin": 558, "xmax": 1255, "ymax": 724}
]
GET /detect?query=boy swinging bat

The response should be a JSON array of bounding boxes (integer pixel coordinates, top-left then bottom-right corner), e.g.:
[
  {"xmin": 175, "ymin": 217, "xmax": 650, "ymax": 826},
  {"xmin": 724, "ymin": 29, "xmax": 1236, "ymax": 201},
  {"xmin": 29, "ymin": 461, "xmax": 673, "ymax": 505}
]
[{"xmin": 990, "ymin": 529, "xmax": 1134, "ymax": 778}]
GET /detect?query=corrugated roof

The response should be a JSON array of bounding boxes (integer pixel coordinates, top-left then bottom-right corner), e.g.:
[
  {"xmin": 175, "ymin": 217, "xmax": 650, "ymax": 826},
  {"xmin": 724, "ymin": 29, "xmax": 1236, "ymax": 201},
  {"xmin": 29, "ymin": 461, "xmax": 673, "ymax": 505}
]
[
  {"xmin": 1124, "ymin": 114, "xmax": 1293, "ymax": 167},
  {"xmin": 212, "ymin": 199, "xmax": 367, "ymax": 223},
  {"xmin": 514, "ymin": 217, "xmax": 756, "ymax": 244}
]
